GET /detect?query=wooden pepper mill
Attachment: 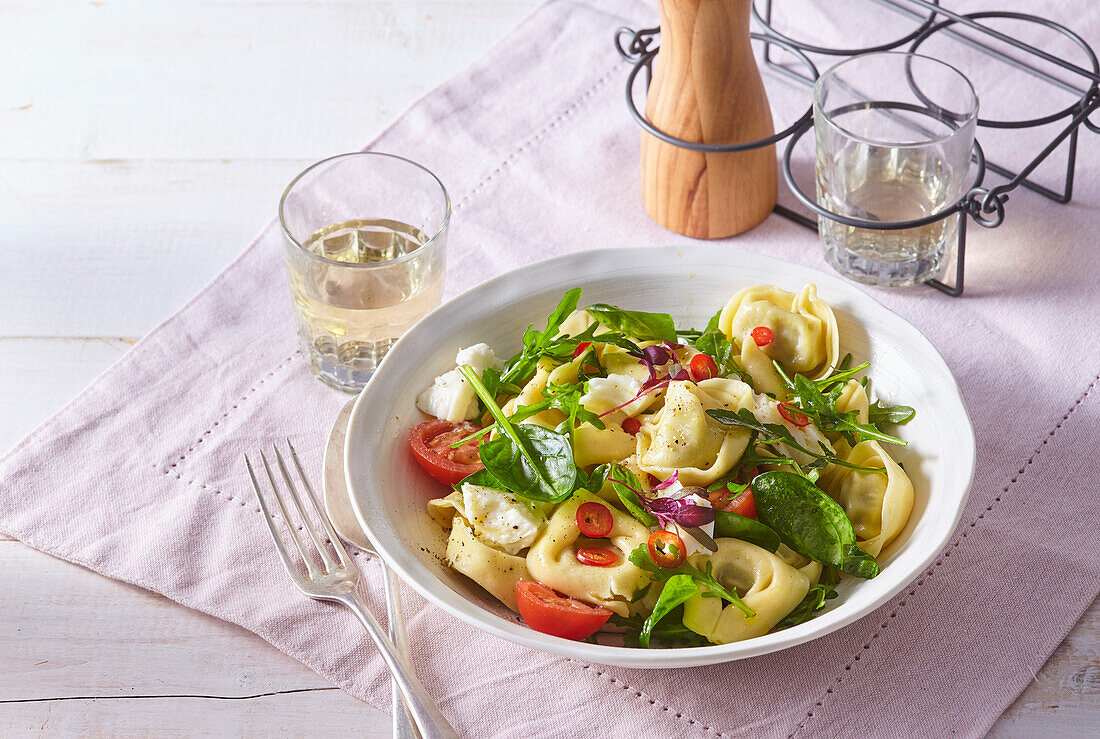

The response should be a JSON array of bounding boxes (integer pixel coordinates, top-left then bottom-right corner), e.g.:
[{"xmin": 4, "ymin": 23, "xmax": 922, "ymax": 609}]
[{"xmin": 641, "ymin": 0, "xmax": 777, "ymax": 239}]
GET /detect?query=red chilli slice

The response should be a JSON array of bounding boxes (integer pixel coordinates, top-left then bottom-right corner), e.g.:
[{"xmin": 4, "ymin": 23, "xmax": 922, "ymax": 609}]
[
  {"xmin": 778, "ymin": 402, "xmax": 811, "ymax": 427},
  {"xmin": 576, "ymin": 546, "xmax": 618, "ymax": 567},
  {"xmin": 576, "ymin": 501, "xmax": 614, "ymax": 538},
  {"xmin": 751, "ymin": 326, "xmax": 774, "ymax": 347}
]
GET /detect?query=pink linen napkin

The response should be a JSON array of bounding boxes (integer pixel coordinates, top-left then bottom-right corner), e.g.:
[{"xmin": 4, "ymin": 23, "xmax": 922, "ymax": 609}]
[{"xmin": 3, "ymin": 0, "xmax": 1099, "ymax": 736}]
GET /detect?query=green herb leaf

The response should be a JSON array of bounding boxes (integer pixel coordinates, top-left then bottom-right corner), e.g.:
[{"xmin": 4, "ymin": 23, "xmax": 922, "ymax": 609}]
[
  {"xmin": 639, "ymin": 575, "xmax": 699, "ymax": 648},
  {"xmin": 713, "ymin": 510, "xmax": 782, "ymax": 552},
  {"xmin": 499, "ymin": 288, "xmax": 583, "ymax": 386},
  {"xmin": 773, "ymin": 581, "xmax": 839, "ymax": 630},
  {"xmin": 459, "ymin": 365, "xmax": 580, "ymax": 503},
  {"xmin": 790, "ymin": 374, "xmax": 906, "ymax": 448},
  {"xmin": 585, "ymin": 304, "xmax": 678, "ymax": 342},
  {"xmin": 599, "ymin": 464, "xmax": 659, "ymax": 527},
  {"xmin": 868, "ymin": 399, "xmax": 916, "ymax": 426},
  {"xmin": 628, "ymin": 545, "xmax": 755, "ymax": 617},
  {"xmin": 750, "ymin": 471, "xmax": 879, "ymax": 579}
]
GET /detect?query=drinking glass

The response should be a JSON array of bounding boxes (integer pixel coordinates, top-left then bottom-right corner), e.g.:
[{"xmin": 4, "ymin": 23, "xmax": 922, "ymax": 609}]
[
  {"xmin": 814, "ymin": 52, "xmax": 978, "ymax": 286},
  {"xmin": 279, "ymin": 152, "xmax": 450, "ymax": 391}
]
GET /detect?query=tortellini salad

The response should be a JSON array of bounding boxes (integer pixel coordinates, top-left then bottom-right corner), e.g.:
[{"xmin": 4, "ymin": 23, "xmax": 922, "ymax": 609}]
[{"xmin": 409, "ymin": 284, "xmax": 916, "ymax": 648}]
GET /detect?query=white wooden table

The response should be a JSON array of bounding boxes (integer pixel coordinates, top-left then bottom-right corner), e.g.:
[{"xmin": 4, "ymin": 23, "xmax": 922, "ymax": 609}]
[{"xmin": 0, "ymin": 1, "xmax": 1095, "ymax": 734}]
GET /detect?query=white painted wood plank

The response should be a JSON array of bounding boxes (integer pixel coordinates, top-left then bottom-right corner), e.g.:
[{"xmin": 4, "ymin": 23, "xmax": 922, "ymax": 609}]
[
  {"xmin": 0, "ymin": 1, "xmax": 536, "ymax": 161},
  {"xmin": 0, "ymin": 338, "xmax": 135, "ymax": 455},
  {"xmin": 0, "ymin": 160, "xmax": 311, "ymax": 338},
  {"xmin": 0, "ymin": 689, "xmax": 388, "ymax": 737}
]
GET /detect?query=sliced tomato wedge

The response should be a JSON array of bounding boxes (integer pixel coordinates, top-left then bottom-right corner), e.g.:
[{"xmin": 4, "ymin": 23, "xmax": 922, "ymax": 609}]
[
  {"xmin": 576, "ymin": 501, "xmax": 613, "ymax": 538},
  {"xmin": 576, "ymin": 546, "xmax": 618, "ymax": 567},
  {"xmin": 727, "ymin": 489, "xmax": 757, "ymax": 519},
  {"xmin": 408, "ymin": 419, "xmax": 483, "ymax": 486},
  {"xmin": 515, "ymin": 581, "xmax": 612, "ymax": 640},
  {"xmin": 647, "ymin": 530, "xmax": 686, "ymax": 568}
]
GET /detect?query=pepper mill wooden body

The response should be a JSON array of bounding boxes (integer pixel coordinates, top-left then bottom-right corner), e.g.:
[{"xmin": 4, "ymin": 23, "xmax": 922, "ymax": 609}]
[{"xmin": 641, "ymin": 0, "xmax": 777, "ymax": 239}]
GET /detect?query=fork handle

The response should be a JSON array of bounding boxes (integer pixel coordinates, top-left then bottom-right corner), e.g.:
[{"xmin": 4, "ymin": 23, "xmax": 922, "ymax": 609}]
[
  {"xmin": 339, "ymin": 591, "xmax": 458, "ymax": 739},
  {"xmin": 381, "ymin": 560, "xmax": 419, "ymax": 739}
]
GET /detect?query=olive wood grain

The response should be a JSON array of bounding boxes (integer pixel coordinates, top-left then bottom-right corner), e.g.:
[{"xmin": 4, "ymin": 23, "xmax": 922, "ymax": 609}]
[{"xmin": 641, "ymin": 0, "xmax": 778, "ymax": 238}]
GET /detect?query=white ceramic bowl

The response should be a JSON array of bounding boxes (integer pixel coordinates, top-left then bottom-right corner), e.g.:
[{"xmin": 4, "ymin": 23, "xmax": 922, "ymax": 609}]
[{"xmin": 345, "ymin": 245, "xmax": 975, "ymax": 669}]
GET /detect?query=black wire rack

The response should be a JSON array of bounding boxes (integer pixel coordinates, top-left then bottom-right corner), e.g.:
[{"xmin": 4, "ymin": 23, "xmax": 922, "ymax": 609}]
[{"xmin": 615, "ymin": 0, "xmax": 1100, "ymax": 296}]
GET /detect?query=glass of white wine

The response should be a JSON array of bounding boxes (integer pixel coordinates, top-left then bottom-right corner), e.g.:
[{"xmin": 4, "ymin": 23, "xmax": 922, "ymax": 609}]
[
  {"xmin": 814, "ymin": 52, "xmax": 978, "ymax": 287},
  {"xmin": 279, "ymin": 152, "xmax": 450, "ymax": 391}
]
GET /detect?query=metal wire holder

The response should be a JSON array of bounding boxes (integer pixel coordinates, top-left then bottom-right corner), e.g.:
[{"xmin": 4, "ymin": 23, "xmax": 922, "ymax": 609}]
[{"xmin": 615, "ymin": 0, "xmax": 1100, "ymax": 296}]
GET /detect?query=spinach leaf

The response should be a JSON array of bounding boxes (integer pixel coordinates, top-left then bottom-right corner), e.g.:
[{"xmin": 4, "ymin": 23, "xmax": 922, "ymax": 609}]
[
  {"xmin": 713, "ymin": 510, "xmax": 781, "ymax": 552},
  {"xmin": 585, "ymin": 304, "xmax": 678, "ymax": 342},
  {"xmin": 628, "ymin": 545, "xmax": 755, "ymax": 617},
  {"xmin": 610, "ymin": 608, "xmax": 710, "ymax": 648},
  {"xmin": 459, "ymin": 365, "xmax": 580, "ymax": 503},
  {"xmin": 639, "ymin": 575, "xmax": 699, "ymax": 648},
  {"xmin": 750, "ymin": 471, "xmax": 879, "ymax": 579},
  {"xmin": 868, "ymin": 398, "xmax": 916, "ymax": 426}
]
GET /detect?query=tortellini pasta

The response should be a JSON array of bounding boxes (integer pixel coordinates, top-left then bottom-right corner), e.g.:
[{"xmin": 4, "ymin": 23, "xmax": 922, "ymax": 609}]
[
  {"xmin": 740, "ymin": 338, "xmax": 787, "ymax": 400},
  {"xmin": 719, "ymin": 284, "xmax": 839, "ymax": 380},
  {"xmin": 525, "ymin": 490, "xmax": 651, "ymax": 616},
  {"xmin": 573, "ymin": 421, "xmax": 637, "ymax": 467},
  {"xmin": 635, "ymin": 380, "xmax": 753, "ymax": 485},
  {"xmin": 820, "ymin": 440, "xmax": 914, "ymax": 557},
  {"xmin": 682, "ymin": 538, "xmax": 810, "ymax": 644},
  {"xmin": 447, "ymin": 516, "xmax": 531, "ymax": 612},
  {"xmin": 835, "ymin": 380, "xmax": 869, "ymax": 424}
]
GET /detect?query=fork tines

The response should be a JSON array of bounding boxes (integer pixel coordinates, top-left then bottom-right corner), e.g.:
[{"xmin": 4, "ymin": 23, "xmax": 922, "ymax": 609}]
[{"xmin": 245, "ymin": 440, "xmax": 354, "ymax": 582}]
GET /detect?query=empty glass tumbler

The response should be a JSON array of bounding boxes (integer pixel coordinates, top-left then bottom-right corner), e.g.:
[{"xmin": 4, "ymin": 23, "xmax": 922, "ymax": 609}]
[
  {"xmin": 279, "ymin": 152, "xmax": 450, "ymax": 391},
  {"xmin": 814, "ymin": 52, "xmax": 979, "ymax": 286}
]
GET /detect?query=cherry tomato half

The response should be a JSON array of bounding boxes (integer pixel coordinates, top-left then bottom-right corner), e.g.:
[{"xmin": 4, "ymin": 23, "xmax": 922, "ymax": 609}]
[
  {"xmin": 576, "ymin": 546, "xmax": 618, "ymax": 567},
  {"xmin": 777, "ymin": 402, "xmax": 811, "ymax": 427},
  {"xmin": 576, "ymin": 501, "xmax": 614, "ymax": 538},
  {"xmin": 751, "ymin": 326, "xmax": 774, "ymax": 347},
  {"xmin": 408, "ymin": 419, "xmax": 484, "ymax": 486},
  {"xmin": 620, "ymin": 416, "xmax": 641, "ymax": 436},
  {"xmin": 727, "ymin": 489, "xmax": 757, "ymax": 519},
  {"xmin": 647, "ymin": 530, "xmax": 686, "ymax": 569},
  {"xmin": 515, "ymin": 580, "xmax": 612, "ymax": 640},
  {"xmin": 689, "ymin": 353, "xmax": 719, "ymax": 382}
]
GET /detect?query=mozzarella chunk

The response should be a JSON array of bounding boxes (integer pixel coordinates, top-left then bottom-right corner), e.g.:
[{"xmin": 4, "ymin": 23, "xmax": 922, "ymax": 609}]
[
  {"xmin": 415, "ymin": 343, "xmax": 503, "ymax": 423},
  {"xmin": 460, "ymin": 483, "xmax": 547, "ymax": 555}
]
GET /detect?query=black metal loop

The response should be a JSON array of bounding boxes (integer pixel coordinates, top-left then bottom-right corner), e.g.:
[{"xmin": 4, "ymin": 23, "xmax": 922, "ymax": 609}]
[
  {"xmin": 908, "ymin": 11, "xmax": 1100, "ymax": 130},
  {"xmin": 965, "ymin": 188, "xmax": 1007, "ymax": 228},
  {"xmin": 781, "ymin": 115, "xmax": 988, "ymax": 231},
  {"xmin": 624, "ymin": 32, "xmax": 819, "ymax": 154},
  {"xmin": 1083, "ymin": 87, "xmax": 1100, "ymax": 134},
  {"xmin": 615, "ymin": 26, "xmax": 659, "ymax": 62},
  {"xmin": 751, "ymin": 0, "xmax": 942, "ymax": 57}
]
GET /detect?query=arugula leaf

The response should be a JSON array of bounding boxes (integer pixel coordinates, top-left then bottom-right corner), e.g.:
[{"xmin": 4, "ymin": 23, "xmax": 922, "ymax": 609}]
[
  {"xmin": 868, "ymin": 399, "xmax": 916, "ymax": 426},
  {"xmin": 790, "ymin": 375, "xmax": 905, "ymax": 448},
  {"xmin": 596, "ymin": 464, "xmax": 659, "ymax": 527},
  {"xmin": 639, "ymin": 575, "xmax": 698, "ymax": 648},
  {"xmin": 459, "ymin": 365, "xmax": 580, "ymax": 503},
  {"xmin": 628, "ymin": 545, "xmax": 755, "ymax": 617},
  {"xmin": 706, "ymin": 407, "xmax": 884, "ymax": 473},
  {"xmin": 585, "ymin": 304, "xmax": 678, "ymax": 342},
  {"xmin": 689, "ymin": 309, "xmax": 752, "ymax": 384},
  {"xmin": 750, "ymin": 471, "xmax": 879, "ymax": 579},
  {"xmin": 774, "ymin": 581, "xmax": 839, "ymax": 630},
  {"xmin": 713, "ymin": 510, "xmax": 781, "ymax": 552},
  {"xmin": 498, "ymin": 288, "xmax": 582, "ymax": 386}
]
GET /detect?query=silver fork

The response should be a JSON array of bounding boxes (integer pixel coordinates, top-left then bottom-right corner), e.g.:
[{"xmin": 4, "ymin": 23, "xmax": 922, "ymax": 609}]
[{"xmin": 246, "ymin": 442, "xmax": 457, "ymax": 739}]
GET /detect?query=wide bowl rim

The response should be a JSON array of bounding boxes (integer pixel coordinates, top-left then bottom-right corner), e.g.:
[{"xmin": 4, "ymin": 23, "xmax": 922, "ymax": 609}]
[{"xmin": 345, "ymin": 245, "xmax": 976, "ymax": 669}]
